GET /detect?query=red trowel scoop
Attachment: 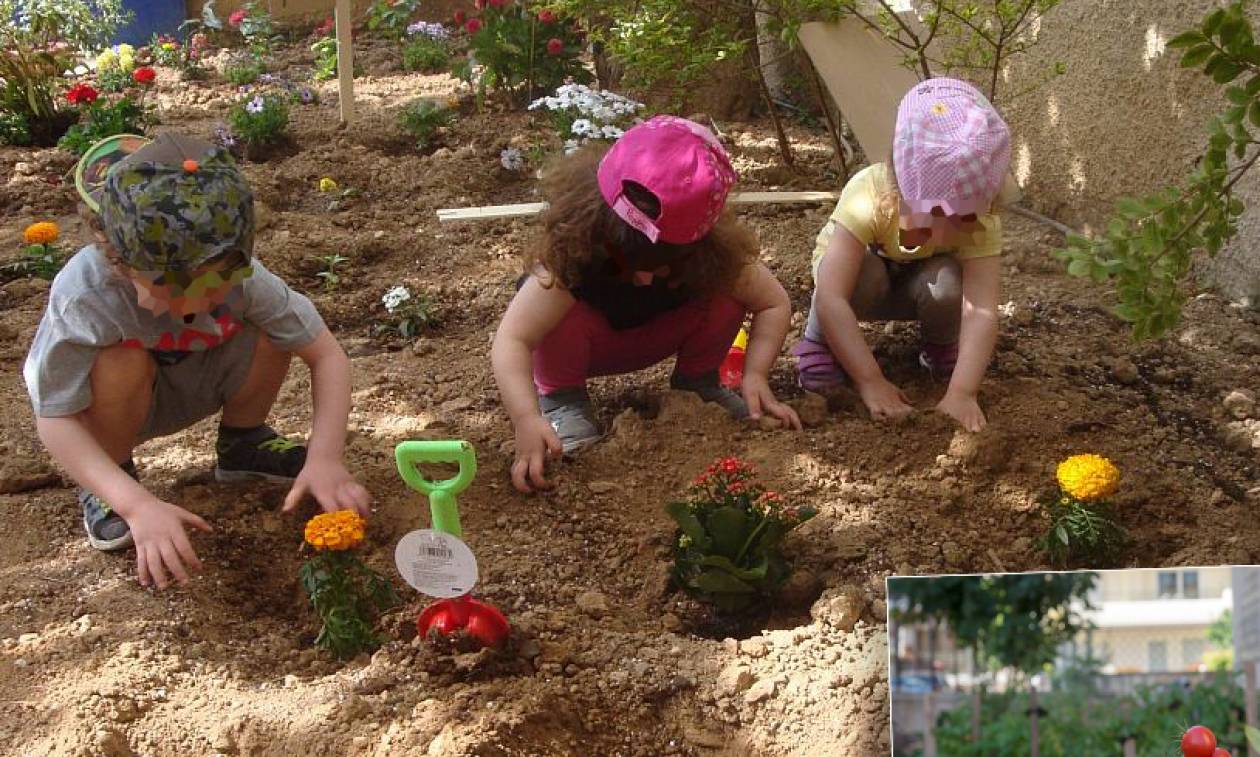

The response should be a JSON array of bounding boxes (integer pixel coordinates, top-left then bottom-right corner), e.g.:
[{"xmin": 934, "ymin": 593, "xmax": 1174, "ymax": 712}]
[{"xmin": 394, "ymin": 441, "xmax": 510, "ymax": 649}]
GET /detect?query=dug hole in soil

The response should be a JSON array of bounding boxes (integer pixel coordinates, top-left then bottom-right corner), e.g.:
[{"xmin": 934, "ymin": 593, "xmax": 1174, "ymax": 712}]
[{"xmin": 2, "ymin": 35, "xmax": 1260, "ymax": 757}]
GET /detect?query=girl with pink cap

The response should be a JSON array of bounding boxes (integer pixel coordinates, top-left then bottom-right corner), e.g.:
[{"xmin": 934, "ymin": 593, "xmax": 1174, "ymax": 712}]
[
  {"xmin": 492, "ymin": 116, "xmax": 801, "ymax": 493},
  {"xmin": 794, "ymin": 78, "xmax": 1011, "ymax": 432}
]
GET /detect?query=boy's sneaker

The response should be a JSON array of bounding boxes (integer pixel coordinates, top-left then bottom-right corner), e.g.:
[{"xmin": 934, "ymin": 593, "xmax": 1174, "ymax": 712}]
[
  {"xmin": 82, "ymin": 460, "xmax": 139, "ymax": 552},
  {"xmin": 540, "ymin": 388, "xmax": 603, "ymax": 455},
  {"xmin": 214, "ymin": 424, "xmax": 307, "ymax": 483},
  {"xmin": 918, "ymin": 342, "xmax": 959, "ymax": 382},
  {"xmin": 670, "ymin": 370, "xmax": 750, "ymax": 419},
  {"xmin": 791, "ymin": 337, "xmax": 847, "ymax": 395}
]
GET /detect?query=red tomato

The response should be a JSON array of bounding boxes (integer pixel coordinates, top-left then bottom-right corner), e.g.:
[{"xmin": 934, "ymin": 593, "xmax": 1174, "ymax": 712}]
[
  {"xmin": 1181, "ymin": 726, "xmax": 1217, "ymax": 757},
  {"xmin": 1211, "ymin": 749, "xmax": 1231, "ymax": 757}
]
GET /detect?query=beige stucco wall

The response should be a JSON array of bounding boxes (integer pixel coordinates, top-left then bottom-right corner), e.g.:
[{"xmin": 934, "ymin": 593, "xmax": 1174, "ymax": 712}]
[
  {"xmin": 1094, "ymin": 567, "xmax": 1232, "ymax": 602},
  {"xmin": 1094, "ymin": 626, "xmax": 1213, "ymax": 673},
  {"xmin": 1000, "ymin": 0, "xmax": 1260, "ymax": 301}
]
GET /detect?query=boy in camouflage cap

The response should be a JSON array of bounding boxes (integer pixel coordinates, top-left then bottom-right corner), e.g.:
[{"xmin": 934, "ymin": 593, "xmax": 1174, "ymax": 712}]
[{"xmin": 24, "ymin": 132, "xmax": 370, "ymax": 590}]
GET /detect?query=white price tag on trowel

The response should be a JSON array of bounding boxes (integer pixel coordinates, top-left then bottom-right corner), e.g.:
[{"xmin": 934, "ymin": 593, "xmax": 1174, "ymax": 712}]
[{"xmin": 394, "ymin": 529, "xmax": 479, "ymax": 598}]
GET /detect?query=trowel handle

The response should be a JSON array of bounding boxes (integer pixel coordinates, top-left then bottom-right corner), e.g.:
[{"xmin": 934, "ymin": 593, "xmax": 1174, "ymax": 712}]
[{"xmin": 395, "ymin": 441, "xmax": 477, "ymax": 537}]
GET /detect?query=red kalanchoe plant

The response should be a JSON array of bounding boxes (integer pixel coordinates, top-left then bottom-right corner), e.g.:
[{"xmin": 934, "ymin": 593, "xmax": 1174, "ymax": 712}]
[
  {"xmin": 453, "ymin": 9, "xmax": 467, "ymax": 24},
  {"xmin": 667, "ymin": 457, "xmax": 816, "ymax": 612},
  {"xmin": 538, "ymin": 8, "xmax": 556, "ymax": 23},
  {"xmin": 132, "ymin": 67, "xmax": 156, "ymax": 85},
  {"xmin": 465, "ymin": 17, "xmax": 483, "ymax": 34},
  {"xmin": 229, "ymin": 9, "xmax": 248, "ymax": 27},
  {"xmin": 546, "ymin": 37, "xmax": 563, "ymax": 55},
  {"xmin": 66, "ymin": 83, "xmax": 99, "ymax": 105},
  {"xmin": 316, "ymin": 16, "xmax": 335, "ymax": 36}
]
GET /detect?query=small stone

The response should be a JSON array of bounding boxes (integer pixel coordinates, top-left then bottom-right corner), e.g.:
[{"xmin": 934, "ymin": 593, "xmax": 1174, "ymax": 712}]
[
  {"xmin": 1223, "ymin": 424, "xmax": 1254, "ymax": 453},
  {"xmin": 1152, "ymin": 368, "xmax": 1175, "ymax": 384},
  {"xmin": 946, "ymin": 429, "xmax": 1008, "ymax": 473},
  {"xmin": 95, "ymin": 727, "xmax": 134, "ymax": 757},
  {"xmin": 1012, "ymin": 306, "xmax": 1034, "ymax": 326},
  {"xmin": 0, "ymin": 462, "xmax": 60, "ymax": 494},
  {"xmin": 439, "ymin": 397, "xmax": 474, "ymax": 413},
  {"xmin": 743, "ymin": 676, "xmax": 778, "ymax": 704},
  {"xmin": 412, "ymin": 338, "xmax": 434, "ymax": 356},
  {"xmin": 811, "ymin": 588, "xmax": 866, "ymax": 632},
  {"xmin": 739, "ymin": 638, "xmax": 768, "ymax": 658},
  {"xmin": 1109, "ymin": 358, "xmax": 1140, "ymax": 385},
  {"xmin": 517, "ymin": 638, "xmax": 541, "ymax": 659},
  {"xmin": 1234, "ymin": 332, "xmax": 1260, "ymax": 355},
  {"xmin": 575, "ymin": 590, "xmax": 608, "ymax": 617},
  {"xmin": 254, "ymin": 202, "xmax": 274, "ymax": 231},
  {"xmin": 661, "ymin": 613, "xmax": 683, "ymax": 632},
  {"xmin": 283, "ymin": 674, "xmax": 299, "ymax": 688},
  {"xmin": 793, "ymin": 392, "xmax": 829, "ymax": 428},
  {"xmin": 18, "ymin": 633, "xmax": 38, "ymax": 644},
  {"xmin": 14, "ymin": 161, "xmax": 35, "ymax": 176},
  {"xmin": 1224, "ymin": 389, "xmax": 1256, "ymax": 420},
  {"xmin": 716, "ymin": 665, "xmax": 754, "ymax": 696},
  {"xmin": 588, "ymin": 481, "xmax": 620, "ymax": 495},
  {"xmin": 778, "ymin": 568, "xmax": 821, "ymax": 606}
]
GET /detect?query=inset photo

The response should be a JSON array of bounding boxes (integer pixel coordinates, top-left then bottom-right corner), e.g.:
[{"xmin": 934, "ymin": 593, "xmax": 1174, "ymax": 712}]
[{"xmin": 888, "ymin": 567, "xmax": 1260, "ymax": 756}]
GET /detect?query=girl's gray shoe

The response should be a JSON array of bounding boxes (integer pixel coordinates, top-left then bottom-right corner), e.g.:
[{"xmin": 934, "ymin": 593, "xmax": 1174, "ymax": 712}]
[{"xmin": 540, "ymin": 388, "xmax": 603, "ymax": 454}]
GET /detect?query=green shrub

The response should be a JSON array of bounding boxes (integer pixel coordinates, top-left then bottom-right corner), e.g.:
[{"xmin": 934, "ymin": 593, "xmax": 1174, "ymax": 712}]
[
  {"xmin": 227, "ymin": 91, "xmax": 289, "ymax": 156},
  {"xmin": 58, "ymin": 95, "xmax": 153, "ymax": 155},
  {"xmin": 452, "ymin": 3, "xmax": 591, "ymax": 107},
  {"xmin": 398, "ymin": 98, "xmax": 453, "ymax": 151},
  {"xmin": 224, "ymin": 55, "xmax": 266, "ymax": 86},
  {"xmin": 311, "ymin": 36, "xmax": 338, "ymax": 81},
  {"xmin": 401, "ymin": 38, "xmax": 449, "ymax": 73},
  {"xmin": 365, "ymin": 0, "xmax": 420, "ymax": 40}
]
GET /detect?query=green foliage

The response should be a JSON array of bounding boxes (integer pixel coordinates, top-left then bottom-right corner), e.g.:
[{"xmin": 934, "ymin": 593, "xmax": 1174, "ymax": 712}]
[
  {"xmin": 379, "ymin": 285, "xmax": 436, "ymax": 338},
  {"xmin": 311, "ymin": 36, "xmax": 338, "ymax": 81},
  {"xmin": 935, "ymin": 675, "xmax": 1249, "ymax": 756},
  {"xmin": 452, "ymin": 3, "xmax": 591, "ymax": 107},
  {"xmin": 1059, "ymin": 0, "xmax": 1260, "ymax": 340},
  {"xmin": 233, "ymin": 2, "xmax": 276, "ymax": 55},
  {"xmin": 0, "ymin": 0, "xmax": 132, "ymax": 140},
  {"xmin": 889, "ymin": 572, "xmax": 1096, "ymax": 673},
  {"xmin": 402, "ymin": 38, "xmax": 450, "ymax": 73},
  {"xmin": 1039, "ymin": 495, "xmax": 1126, "ymax": 567},
  {"xmin": 58, "ymin": 95, "xmax": 153, "ymax": 155},
  {"xmin": 5, "ymin": 242, "xmax": 65, "ymax": 280},
  {"xmin": 299, "ymin": 551, "xmax": 398, "ymax": 660},
  {"xmin": 666, "ymin": 458, "xmax": 816, "ymax": 613},
  {"xmin": 0, "ymin": 110, "xmax": 32, "ymax": 145},
  {"xmin": 227, "ymin": 91, "xmax": 290, "ymax": 154},
  {"xmin": 366, "ymin": 0, "xmax": 420, "ymax": 40},
  {"xmin": 398, "ymin": 98, "xmax": 454, "ymax": 151},
  {"xmin": 95, "ymin": 65, "xmax": 134, "ymax": 93},
  {"xmin": 315, "ymin": 253, "xmax": 348, "ymax": 291},
  {"xmin": 223, "ymin": 55, "xmax": 266, "ymax": 86},
  {"xmin": 1208, "ymin": 608, "xmax": 1233, "ymax": 649},
  {"xmin": 150, "ymin": 34, "xmax": 182, "ymax": 67}
]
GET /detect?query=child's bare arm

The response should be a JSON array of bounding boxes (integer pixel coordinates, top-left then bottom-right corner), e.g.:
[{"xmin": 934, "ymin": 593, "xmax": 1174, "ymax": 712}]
[
  {"xmin": 491, "ymin": 276, "xmax": 575, "ymax": 492},
  {"xmin": 730, "ymin": 261, "xmax": 801, "ymax": 429},
  {"xmin": 936, "ymin": 255, "xmax": 1000, "ymax": 431},
  {"xmin": 36, "ymin": 414, "xmax": 210, "ymax": 588},
  {"xmin": 284, "ymin": 328, "xmax": 371, "ymax": 515}
]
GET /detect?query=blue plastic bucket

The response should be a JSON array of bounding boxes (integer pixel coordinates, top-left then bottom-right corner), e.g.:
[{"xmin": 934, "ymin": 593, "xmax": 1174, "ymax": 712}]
[{"xmin": 112, "ymin": 0, "xmax": 189, "ymax": 46}]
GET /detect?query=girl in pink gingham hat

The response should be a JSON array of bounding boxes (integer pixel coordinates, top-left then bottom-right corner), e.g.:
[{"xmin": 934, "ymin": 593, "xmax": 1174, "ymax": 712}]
[
  {"xmin": 492, "ymin": 116, "xmax": 801, "ymax": 494},
  {"xmin": 793, "ymin": 77, "xmax": 1011, "ymax": 432}
]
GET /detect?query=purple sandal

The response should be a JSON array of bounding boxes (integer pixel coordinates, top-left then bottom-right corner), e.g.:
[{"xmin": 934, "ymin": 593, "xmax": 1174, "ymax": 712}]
[{"xmin": 791, "ymin": 337, "xmax": 847, "ymax": 394}]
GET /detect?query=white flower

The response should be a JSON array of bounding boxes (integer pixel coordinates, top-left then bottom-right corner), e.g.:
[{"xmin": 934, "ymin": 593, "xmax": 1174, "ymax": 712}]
[
  {"xmin": 500, "ymin": 147, "xmax": 525, "ymax": 172},
  {"xmin": 383, "ymin": 286, "xmax": 411, "ymax": 313},
  {"xmin": 563, "ymin": 139, "xmax": 580, "ymax": 155},
  {"xmin": 571, "ymin": 118, "xmax": 595, "ymax": 137},
  {"xmin": 245, "ymin": 95, "xmax": 266, "ymax": 114},
  {"xmin": 601, "ymin": 125, "xmax": 624, "ymax": 140}
]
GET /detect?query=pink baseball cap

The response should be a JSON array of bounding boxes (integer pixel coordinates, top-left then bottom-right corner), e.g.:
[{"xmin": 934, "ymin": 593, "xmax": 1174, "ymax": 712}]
[
  {"xmin": 893, "ymin": 78, "xmax": 1011, "ymax": 219},
  {"xmin": 597, "ymin": 115, "xmax": 739, "ymax": 245}
]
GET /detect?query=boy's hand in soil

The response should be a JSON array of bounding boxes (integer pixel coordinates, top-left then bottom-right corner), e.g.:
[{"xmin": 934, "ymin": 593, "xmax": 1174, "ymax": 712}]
[
  {"xmin": 283, "ymin": 459, "xmax": 371, "ymax": 517},
  {"xmin": 936, "ymin": 389, "xmax": 987, "ymax": 432},
  {"xmin": 510, "ymin": 414, "xmax": 562, "ymax": 493},
  {"xmin": 128, "ymin": 497, "xmax": 213, "ymax": 589},
  {"xmin": 742, "ymin": 373, "xmax": 802, "ymax": 430},
  {"xmin": 856, "ymin": 376, "xmax": 914, "ymax": 421}
]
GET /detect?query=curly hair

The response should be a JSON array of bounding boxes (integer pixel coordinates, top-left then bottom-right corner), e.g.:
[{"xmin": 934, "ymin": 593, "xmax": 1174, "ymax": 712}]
[{"xmin": 525, "ymin": 142, "xmax": 758, "ymax": 295}]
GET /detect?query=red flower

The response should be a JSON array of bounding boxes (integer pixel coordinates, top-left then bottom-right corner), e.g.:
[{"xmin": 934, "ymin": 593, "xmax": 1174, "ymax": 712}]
[
  {"xmin": 132, "ymin": 67, "xmax": 156, "ymax": 84},
  {"xmin": 546, "ymin": 37, "xmax": 563, "ymax": 55},
  {"xmin": 66, "ymin": 83, "xmax": 99, "ymax": 105},
  {"xmin": 229, "ymin": 9, "xmax": 247, "ymax": 27},
  {"xmin": 316, "ymin": 16, "xmax": 335, "ymax": 36},
  {"xmin": 453, "ymin": 10, "xmax": 467, "ymax": 24},
  {"xmin": 473, "ymin": 0, "xmax": 485, "ymax": 9},
  {"xmin": 538, "ymin": 9, "xmax": 556, "ymax": 23},
  {"xmin": 465, "ymin": 18, "xmax": 483, "ymax": 34},
  {"xmin": 488, "ymin": 0, "xmax": 507, "ymax": 6}
]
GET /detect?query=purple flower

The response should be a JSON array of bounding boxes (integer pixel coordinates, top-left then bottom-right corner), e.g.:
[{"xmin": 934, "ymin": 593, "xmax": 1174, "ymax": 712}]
[
  {"xmin": 245, "ymin": 95, "xmax": 265, "ymax": 114},
  {"xmin": 212, "ymin": 124, "xmax": 237, "ymax": 148},
  {"xmin": 298, "ymin": 87, "xmax": 316, "ymax": 104}
]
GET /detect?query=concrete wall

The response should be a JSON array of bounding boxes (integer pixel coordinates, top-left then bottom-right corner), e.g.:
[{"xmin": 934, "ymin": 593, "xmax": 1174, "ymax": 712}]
[
  {"xmin": 1094, "ymin": 567, "xmax": 1232, "ymax": 602},
  {"xmin": 1095, "ymin": 626, "xmax": 1213, "ymax": 673},
  {"xmin": 999, "ymin": 0, "xmax": 1260, "ymax": 301}
]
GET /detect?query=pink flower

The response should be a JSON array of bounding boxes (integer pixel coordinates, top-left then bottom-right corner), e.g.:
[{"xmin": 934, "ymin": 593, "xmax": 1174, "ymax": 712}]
[
  {"xmin": 132, "ymin": 67, "xmax": 156, "ymax": 84},
  {"xmin": 465, "ymin": 17, "xmax": 483, "ymax": 34},
  {"xmin": 488, "ymin": 0, "xmax": 506, "ymax": 7},
  {"xmin": 453, "ymin": 10, "xmax": 467, "ymax": 24},
  {"xmin": 229, "ymin": 9, "xmax": 247, "ymax": 27},
  {"xmin": 474, "ymin": 0, "xmax": 485, "ymax": 9},
  {"xmin": 546, "ymin": 37, "xmax": 563, "ymax": 55},
  {"xmin": 538, "ymin": 9, "xmax": 556, "ymax": 23}
]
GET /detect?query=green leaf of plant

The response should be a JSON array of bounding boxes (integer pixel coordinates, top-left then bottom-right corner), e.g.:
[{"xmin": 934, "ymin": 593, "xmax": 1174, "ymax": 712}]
[
  {"xmin": 1116, "ymin": 197, "xmax": 1145, "ymax": 218},
  {"xmin": 689, "ymin": 568, "xmax": 756, "ymax": 596},
  {"xmin": 699, "ymin": 554, "xmax": 769, "ymax": 581},
  {"xmin": 1249, "ymin": 100, "xmax": 1260, "ymax": 127},
  {"xmin": 706, "ymin": 506, "xmax": 750, "ymax": 559},
  {"xmin": 1056, "ymin": 524, "xmax": 1069, "ymax": 545},
  {"xmin": 1166, "ymin": 30, "xmax": 1206, "ymax": 49},
  {"xmin": 1067, "ymin": 259, "xmax": 1090, "ymax": 277},
  {"xmin": 664, "ymin": 501, "xmax": 712, "ymax": 550},
  {"xmin": 1246, "ymin": 725, "xmax": 1260, "ymax": 751},
  {"xmin": 1204, "ymin": 8, "xmax": 1227, "ymax": 36},
  {"xmin": 1214, "ymin": 60, "xmax": 1244, "ymax": 83},
  {"xmin": 1181, "ymin": 44, "xmax": 1215, "ymax": 67}
]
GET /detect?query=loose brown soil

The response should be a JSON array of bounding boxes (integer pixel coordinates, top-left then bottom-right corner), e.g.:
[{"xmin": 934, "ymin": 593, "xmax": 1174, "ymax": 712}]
[{"xmin": 1, "ymin": 34, "xmax": 1258, "ymax": 757}]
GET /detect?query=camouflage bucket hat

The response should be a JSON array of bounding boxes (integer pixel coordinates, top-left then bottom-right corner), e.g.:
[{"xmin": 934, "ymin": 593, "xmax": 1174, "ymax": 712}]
[{"xmin": 98, "ymin": 132, "xmax": 255, "ymax": 272}]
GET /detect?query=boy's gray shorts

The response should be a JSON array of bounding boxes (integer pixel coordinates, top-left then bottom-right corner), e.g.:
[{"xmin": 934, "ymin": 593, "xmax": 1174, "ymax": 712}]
[{"xmin": 139, "ymin": 327, "xmax": 260, "ymax": 442}]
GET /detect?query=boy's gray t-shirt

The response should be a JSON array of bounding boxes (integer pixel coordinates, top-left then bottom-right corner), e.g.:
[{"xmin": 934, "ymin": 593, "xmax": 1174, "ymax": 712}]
[{"xmin": 24, "ymin": 246, "xmax": 326, "ymax": 418}]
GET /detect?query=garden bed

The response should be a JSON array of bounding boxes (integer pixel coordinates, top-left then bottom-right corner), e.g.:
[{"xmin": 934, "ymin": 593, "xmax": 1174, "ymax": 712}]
[{"xmin": 0, "ymin": 23, "xmax": 1258, "ymax": 757}]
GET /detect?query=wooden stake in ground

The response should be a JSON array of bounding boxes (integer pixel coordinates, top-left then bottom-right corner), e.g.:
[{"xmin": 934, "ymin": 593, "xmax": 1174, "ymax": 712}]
[
  {"xmin": 1247, "ymin": 660, "xmax": 1258, "ymax": 757},
  {"xmin": 970, "ymin": 686, "xmax": 981, "ymax": 743},
  {"xmin": 1029, "ymin": 686, "xmax": 1040, "ymax": 757},
  {"xmin": 923, "ymin": 688, "xmax": 937, "ymax": 757},
  {"xmin": 436, "ymin": 191, "xmax": 842, "ymax": 223},
  {"xmin": 1123, "ymin": 737, "xmax": 1137, "ymax": 757},
  {"xmin": 335, "ymin": 0, "xmax": 354, "ymax": 123}
]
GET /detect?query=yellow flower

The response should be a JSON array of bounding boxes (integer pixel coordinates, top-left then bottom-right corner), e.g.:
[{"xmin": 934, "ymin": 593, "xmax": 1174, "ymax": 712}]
[
  {"xmin": 96, "ymin": 49, "xmax": 118, "ymax": 71},
  {"xmin": 304, "ymin": 510, "xmax": 366, "ymax": 551},
  {"xmin": 1056, "ymin": 454, "xmax": 1120, "ymax": 502},
  {"xmin": 23, "ymin": 222, "xmax": 60, "ymax": 245},
  {"xmin": 318, "ymin": 177, "xmax": 338, "ymax": 193},
  {"xmin": 162, "ymin": 42, "xmax": 177, "ymax": 51}
]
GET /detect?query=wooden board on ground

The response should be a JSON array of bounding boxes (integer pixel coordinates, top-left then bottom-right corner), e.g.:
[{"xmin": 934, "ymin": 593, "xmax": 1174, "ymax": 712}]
[
  {"xmin": 436, "ymin": 191, "xmax": 843, "ymax": 223},
  {"xmin": 797, "ymin": 20, "xmax": 1022, "ymax": 204}
]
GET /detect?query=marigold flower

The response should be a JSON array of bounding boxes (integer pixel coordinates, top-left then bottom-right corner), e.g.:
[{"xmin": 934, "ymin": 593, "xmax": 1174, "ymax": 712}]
[
  {"xmin": 304, "ymin": 510, "xmax": 367, "ymax": 551},
  {"xmin": 1056, "ymin": 454, "xmax": 1120, "ymax": 502},
  {"xmin": 23, "ymin": 222, "xmax": 60, "ymax": 245}
]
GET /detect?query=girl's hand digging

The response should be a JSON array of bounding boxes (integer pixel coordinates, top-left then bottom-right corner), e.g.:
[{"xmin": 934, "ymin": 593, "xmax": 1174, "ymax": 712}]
[
  {"xmin": 128, "ymin": 498, "xmax": 213, "ymax": 589},
  {"xmin": 511, "ymin": 414, "xmax": 562, "ymax": 493},
  {"xmin": 856, "ymin": 377, "xmax": 914, "ymax": 421}
]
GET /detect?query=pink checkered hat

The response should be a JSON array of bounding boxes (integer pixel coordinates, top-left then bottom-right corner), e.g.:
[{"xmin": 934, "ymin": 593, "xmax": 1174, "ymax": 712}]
[
  {"xmin": 893, "ymin": 78, "xmax": 1011, "ymax": 218},
  {"xmin": 597, "ymin": 115, "xmax": 739, "ymax": 245}
]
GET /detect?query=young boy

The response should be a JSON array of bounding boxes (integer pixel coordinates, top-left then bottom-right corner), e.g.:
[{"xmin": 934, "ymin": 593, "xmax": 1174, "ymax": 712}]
[{"xmin": 24, "ymin": 132, "xmax": 369, "ymax": 590}]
